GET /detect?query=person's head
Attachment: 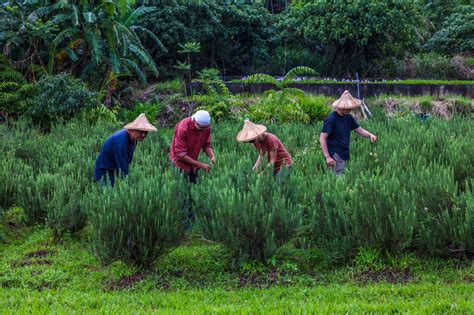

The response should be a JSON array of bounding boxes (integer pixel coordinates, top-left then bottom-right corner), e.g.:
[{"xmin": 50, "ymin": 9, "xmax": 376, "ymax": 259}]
[
  {"xmin": 236, "ymin": 119, "xmax": 267, "ymax": 144},
  {"xmin": 336, "ymin": 108, "xmax": 351, "ymax": 116},
  {"xmin": 253, "ymin": 132, "xmax": 267, "ymax": 143},
  {"xmin": 192, "ymin": 110, "xmax": 211, "ymax": 130},
  {"xmin": 123, "ymin": 113, "xmax": 158, "ymax": 141},
  {"xmin": 128, "ymin": 129, "xmax": 148, "ymax": 141},
  {"xmin": 332, "ymin": 90, "xmax": 361, "ymax": 115}
]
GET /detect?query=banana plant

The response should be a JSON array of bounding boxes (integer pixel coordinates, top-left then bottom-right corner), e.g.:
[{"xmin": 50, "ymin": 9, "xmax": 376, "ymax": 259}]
[{"xmin": 8, "ymin": 0, "xmax": 164, "ymax": 89}]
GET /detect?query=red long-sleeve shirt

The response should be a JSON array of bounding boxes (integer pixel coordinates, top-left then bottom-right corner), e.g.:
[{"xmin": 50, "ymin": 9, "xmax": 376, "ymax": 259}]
[
  {"xmin": 254, "ymin": 133, "xmax": 292, "ymax": 174},
  {"xmin": 170, "ymin": 117, "xmax": 212, "ymax": 173}
]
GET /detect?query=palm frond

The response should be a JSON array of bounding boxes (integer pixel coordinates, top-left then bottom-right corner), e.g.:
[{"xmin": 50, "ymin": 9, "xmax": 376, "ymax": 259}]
[
  {"xmin": 53, "ymin": 1, "xmax": 70, "ymax": 11},
  {"xmin": 282, "ymin": 66, "xmax": 317, "ymax": 85},
  {"xmin": 121, "ymin": 32, "xmax": 130, "ymax": 57},
  {"xmin": 121, "ymin": 58, "xmax": 146, "ymax": 84},
  {"xmin": 130, "ymin": 25, "xmax": 167, "ymax": 53},
  {"xmin": 282, "ymin": 87, "xmax": 306, "ymax": 97},
  {"xmin": 123, "ymin": 6, "xmax": 156, "ymax": 27},
  {"xmin": 51, "ymin": 13, "xmax": 72, "ymax": 25},
  {"xmin": 71, "ymin": 4, "xmax": 79, "ymax": 26},
  {"xmin": 109, "ymin": 51, "xmax": 121, "ymax": 74},
  {"xmin": 52, "ymin": 28, "xmax": 79, "ymax": 47},
  {"xmin": 63, "ymin": 47, "xmax": 79, "ymax": 62},
  {"xmin": 86, "ymin": 31, "xmax": 103, "ymax": 65},
  {"xmin": 243, "ymin": 73, "xmax": 279, "ymax": 85},
  {"xmin": 32, "ymin": 5, "xmax": 55, "ymax": 19},
  {"xmin": 0, "ymin": 70, "xmax": 27, "ymax": 85},
  {"xmin": 129, "ymin": 44, "xmax": 158, "ymax": 77}
]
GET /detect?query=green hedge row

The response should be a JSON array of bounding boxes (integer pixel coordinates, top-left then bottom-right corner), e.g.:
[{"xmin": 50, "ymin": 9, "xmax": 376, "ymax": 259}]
[{"xmin": 1, "ymin": 116, "xmax": 473, "ymax": 266}]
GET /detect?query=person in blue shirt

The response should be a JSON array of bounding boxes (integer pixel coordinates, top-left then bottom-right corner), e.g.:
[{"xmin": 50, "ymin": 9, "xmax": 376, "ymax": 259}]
[
  {"xmin": 94, "ymin": 113, "xmax": 157, "ymax": 185},
  {"xmin": 320, "ymin": 90, "xmax": 377, "ymax": 176}
]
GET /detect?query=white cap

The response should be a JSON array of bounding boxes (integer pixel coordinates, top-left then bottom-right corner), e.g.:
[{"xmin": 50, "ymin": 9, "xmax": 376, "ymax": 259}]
[{"xmin": 192, "ymin": 110, "xmax": 211, "ymax": 126}]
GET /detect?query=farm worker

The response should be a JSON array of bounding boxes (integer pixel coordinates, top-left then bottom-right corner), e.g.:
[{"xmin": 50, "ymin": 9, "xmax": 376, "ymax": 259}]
[
  {"xmin": 319, "ymin": 90, "xmax": 377, "ymax": 176},
  {"xmin": 170, "ymin": 110, "xmax": 215, "ymax": 183},
  {"xmin": 236, "ymin": 119, "xmax": 292, "ymax": 176},
  {"xmin": 94, "ymin": 113, "xmax": 157, "ymax": 186}
]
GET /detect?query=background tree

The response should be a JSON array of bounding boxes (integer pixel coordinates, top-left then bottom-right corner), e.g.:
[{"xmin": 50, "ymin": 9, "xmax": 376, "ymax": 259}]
[
  {"xmin": 284, "ymin": 0, "xmax": 423, "ymax": 76},
  {"xmin": 427, "ymin": 5, "xmax": 474, "ymax": 54}
]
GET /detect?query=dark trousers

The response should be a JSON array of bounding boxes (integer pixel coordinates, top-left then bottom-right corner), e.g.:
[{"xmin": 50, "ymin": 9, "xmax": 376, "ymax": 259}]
[
  {"xmin": 94, "ymin": 168, "xmax": 116, "ymax": 186},
  {"xmin": 172, "ymin": 163, "xmax": 198, "ymax": 230}
]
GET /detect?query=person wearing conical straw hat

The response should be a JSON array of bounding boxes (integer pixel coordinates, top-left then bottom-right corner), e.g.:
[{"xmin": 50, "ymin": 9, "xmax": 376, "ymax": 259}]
[
  {"xmin": 170, "ymin": 110, "xmax": 215, "ymax": 183},
  {"xmin": 320, "ymin": 90, "xmax": 377, "ymax": 176},
  {"xmin": 237, "ymin": 119, "xmax": 292, "ymax": 176},
  {"xmin": 94, "ymin": 113, "xmax": 157, "ymax": 186}
]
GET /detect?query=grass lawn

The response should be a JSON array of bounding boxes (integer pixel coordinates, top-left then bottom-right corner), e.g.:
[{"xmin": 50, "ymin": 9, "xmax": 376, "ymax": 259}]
[{"xmin": 1, "ymin": 220, "xmax": 473, "ymax": 313}]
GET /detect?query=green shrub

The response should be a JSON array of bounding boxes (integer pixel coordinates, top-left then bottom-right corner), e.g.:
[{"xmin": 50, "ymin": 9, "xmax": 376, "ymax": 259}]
[
  {"xmin": 154, "ymin": 78, "xmax": 183, "ymax": 94},
  {"xmin": 46, "ymin": 175, "xmax": 88, "ymax": 239},
  {"xmin": 0, "ymin": 58, "xmax": 38, "ymax": 119},
  {"xmin": 197, "ymin": 68, "xmax": 221, "ymax": 81},
  {"xmin": 0, "ymin": 155, "xmax": 17, "ymax": 210},
  {"xmin": 419, "ymin": 180, "xmax": 474, "ymax": 256},
  {"xmin": 193, "ymin": 159, "xmax": 302, "ymax": 263},
  {"xmin": 86, "ymin": 169, "xmax": 186, "ymax": 267},
  {"xmin": 402, "ymin": 53, "xmax": 463, "ymax": 79},
  {"xmin": 123, "ymin": 102, "xmax": 161, "ymax": 123},
  {"xmin": 250, "ymin": 90, "xmax": 310, "ymax": 123},
  {"xmin": 419, "ymin": 96, "xmax": 433, "ymax": 112},
  {"xmin": 30, "ymin": 74, "xmax": 99, "ymax": 128},
  {"xmin": 298, "ymin": 95, "xmax": 333, "ymax": 121},
  {"xmin": 17, "ymin": 172, "xmax": 56, "ymax": 224}
]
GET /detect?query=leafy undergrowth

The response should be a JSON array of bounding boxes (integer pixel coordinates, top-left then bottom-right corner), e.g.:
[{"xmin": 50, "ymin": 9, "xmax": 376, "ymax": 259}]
[{"xmin": 0, "ymin": 223, "xmax": 473, "ymax": 312}]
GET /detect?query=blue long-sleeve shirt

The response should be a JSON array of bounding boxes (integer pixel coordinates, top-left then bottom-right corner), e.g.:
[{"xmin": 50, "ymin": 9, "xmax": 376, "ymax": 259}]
[{"xmin": 94, "ymin": 129, "xmax": 136, "ymax": 184}]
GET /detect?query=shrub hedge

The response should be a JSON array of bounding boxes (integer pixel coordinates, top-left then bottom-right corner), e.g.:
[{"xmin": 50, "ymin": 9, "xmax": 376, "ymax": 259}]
[{"xmin": 1, "ymin": 114, "xmax": 473, "ymax": 265}]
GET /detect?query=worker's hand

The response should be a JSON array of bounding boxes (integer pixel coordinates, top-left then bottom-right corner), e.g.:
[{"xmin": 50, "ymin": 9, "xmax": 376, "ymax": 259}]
[
  {"xmin": 326, "ymin": 156, "xmax": 336, "ymax": 167},
  {"xmin": 252, "ymin": 164, "xmax": 259, "ymax": 172},
  {"xmin": 209, "ymin": 156, "xmax": 216, "ymax": 165},
  {"xmin": 369, "ymin": 134, "xmax": 377, "ymax": 143},
  {"xmin": 199, "ymin": 162, "xmax": 211, "ymax": 172}
]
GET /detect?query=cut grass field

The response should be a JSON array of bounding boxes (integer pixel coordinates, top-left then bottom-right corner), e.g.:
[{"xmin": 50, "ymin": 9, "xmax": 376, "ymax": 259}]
[{"xmin": 1, "ymin": 212, "xmax": 473, "ymax": 313}]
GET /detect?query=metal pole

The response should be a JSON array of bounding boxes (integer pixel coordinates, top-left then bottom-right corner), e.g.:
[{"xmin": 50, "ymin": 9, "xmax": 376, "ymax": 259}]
[{"xmin": 356, "ymin": 72, "xmax": 361, "ymax": 99}]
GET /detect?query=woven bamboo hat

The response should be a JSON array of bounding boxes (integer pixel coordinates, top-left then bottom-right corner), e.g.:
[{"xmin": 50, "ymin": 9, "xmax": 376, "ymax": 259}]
[
  {"xmin": 332, "ymin": 90, "xmax": 361, "ymax": 110},
  {"xmin": 236, "ymin": 119, "xmax": 267, "ymax": 142},
  {"xmin": 124, "ymin": 113, "xmax": 158, "ymax": 132}
]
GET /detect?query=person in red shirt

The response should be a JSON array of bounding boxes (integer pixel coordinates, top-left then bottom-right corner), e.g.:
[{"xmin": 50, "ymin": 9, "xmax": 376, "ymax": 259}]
[
  {"xmin": 170, "ymin": 110, "xmax": 216, "ymax": 183},
  {"xmin": 236, "ymin": 119, "xmax": 292, "ymax": 175}
]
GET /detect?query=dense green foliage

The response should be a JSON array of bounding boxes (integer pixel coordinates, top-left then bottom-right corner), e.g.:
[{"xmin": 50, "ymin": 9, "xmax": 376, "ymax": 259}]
[
  {"xmin": 0, "ymin": 226, "xmax": 473, "ymax": 312},
  {"xmin": 427, "ymin": 5, "xmax": 474, "ymax": 55},
  {"xmin": 31, "ymin": 74, "xmax": 99, "ymax": 127},
  {"xmin": 0, "ymin": 0, "xmax": 159, "ymax": 87},
  {"xmin": 1, "ymin": 114, "xmax": 473, "ymax": 263},
  {"xmin": 85, "ymin": 170, "xmax": 186, "ymax": 266},
  {"xmin": 0, "ymin": 56, "xmax": 37, "ymax": 119},
  {"xmin": 1, "ymin": 0, "xmax": 471, "ymax": 84}
]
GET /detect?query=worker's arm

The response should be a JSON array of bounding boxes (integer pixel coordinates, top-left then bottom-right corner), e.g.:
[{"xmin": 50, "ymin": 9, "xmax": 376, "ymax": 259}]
[
  {"xmin": 204, "ymin": 146, "xmax": 215, "ymax": 165},
  {"xmin": 354, "ymin": 127, "xmax": 377, "ymax": 143},
  {"xmin": 252, "ymin": 154, "xmax": 262, "ymax": 172},
  {"xmin": 319, "ymin": 133, "xmax": 336, "ymax": 167},
  {"xmin": 179, "ymin": 155, "xmax": 211, "ymax": 171}
]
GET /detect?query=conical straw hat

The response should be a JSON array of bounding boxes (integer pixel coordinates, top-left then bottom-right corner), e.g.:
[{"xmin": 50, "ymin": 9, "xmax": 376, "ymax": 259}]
[
  {"xmin": 332, "ymin": 90, "xmax": 361, "ymax": 110},
  {"xmin": 124, "ymin": 113, "xmax": 158, "ymax": 132},
  {"xmin": 236, "ymin": 119, "xmax": 267, "ymax": 142}
]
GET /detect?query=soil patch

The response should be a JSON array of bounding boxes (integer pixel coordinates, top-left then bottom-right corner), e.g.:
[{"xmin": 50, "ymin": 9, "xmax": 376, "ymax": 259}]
[
  {"xmin": 105, "ymin": 273, "xmax": 146, "ymax": 291},
  {"xmin": 356, "ymin": 268, "xmax": 413, "ymax": 284},
  {"xmin": 462, "ymin": 274, "xmax": 474, "ymax": 283},
  {"xmin": 24, "ymin": 249, "xmax": 54, "ymax": 259},
  {"xmin": 11, "ymin": 259, "xmax": 53, "ymax": 268},
  {"xmin": 239, "ymin": 269, "xmax": 288, "ymax": 288}
]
